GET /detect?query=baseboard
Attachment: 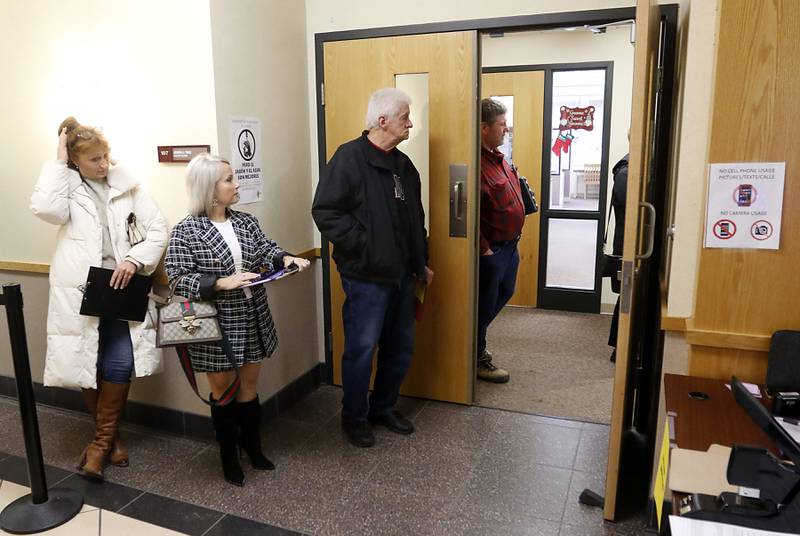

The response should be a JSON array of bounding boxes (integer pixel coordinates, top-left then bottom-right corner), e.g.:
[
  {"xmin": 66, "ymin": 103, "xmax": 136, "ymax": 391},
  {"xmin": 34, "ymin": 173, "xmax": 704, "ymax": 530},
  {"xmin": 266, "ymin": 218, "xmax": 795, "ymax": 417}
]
[{"xmin": 0, "ymin": 363, "xmax": 324, "ymax": 441}]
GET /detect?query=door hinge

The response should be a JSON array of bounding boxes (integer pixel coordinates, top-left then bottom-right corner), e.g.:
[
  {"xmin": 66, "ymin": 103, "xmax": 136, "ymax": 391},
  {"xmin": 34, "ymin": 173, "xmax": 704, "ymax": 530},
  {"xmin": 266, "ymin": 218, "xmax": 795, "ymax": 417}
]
[{"xmin": 320, "ymin": 83, "xmax": 325, "ymax": 107}]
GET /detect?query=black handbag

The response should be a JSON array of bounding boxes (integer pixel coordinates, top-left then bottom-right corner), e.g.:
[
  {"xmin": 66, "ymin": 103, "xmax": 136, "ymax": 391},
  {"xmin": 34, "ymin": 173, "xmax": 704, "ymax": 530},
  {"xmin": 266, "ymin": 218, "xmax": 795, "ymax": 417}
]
[{"xmin": 519, "ymin": 176, "xmax": 539, "ymax": 215}]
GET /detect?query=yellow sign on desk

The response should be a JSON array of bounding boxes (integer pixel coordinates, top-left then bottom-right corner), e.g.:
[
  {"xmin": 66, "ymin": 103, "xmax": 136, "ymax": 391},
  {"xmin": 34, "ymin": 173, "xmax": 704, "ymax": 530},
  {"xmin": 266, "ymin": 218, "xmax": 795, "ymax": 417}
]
[{"xmin": 653, "ymin": 417, "xmax": 671, "ymax": 530}]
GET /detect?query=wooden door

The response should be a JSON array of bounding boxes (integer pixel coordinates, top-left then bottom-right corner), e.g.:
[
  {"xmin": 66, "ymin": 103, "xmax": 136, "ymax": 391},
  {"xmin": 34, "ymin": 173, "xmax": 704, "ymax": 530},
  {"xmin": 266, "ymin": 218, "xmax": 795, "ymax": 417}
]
[
  {"xmin": 481, "ymin": 71, "xmax": 545, "ymax": 307},
  {"xmin": 604, "ymin": 0, "xmax": 661, "ymax": 521},
  {"xmin": 322, "ymin": 32, "xmax": 478, "ymax": 404}
]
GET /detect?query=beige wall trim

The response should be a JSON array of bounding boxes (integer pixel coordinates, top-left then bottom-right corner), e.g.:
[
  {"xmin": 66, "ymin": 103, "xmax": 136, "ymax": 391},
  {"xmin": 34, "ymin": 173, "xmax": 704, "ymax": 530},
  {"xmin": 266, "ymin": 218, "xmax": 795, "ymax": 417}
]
[
  {"xmin": 685, "ymin": 325, "xmax": 771, "ymax": 352},
  {"xmin": 1, "ymin": 250, "xmax": 320, "ymax": 275},
  {"xmin": 660, "ymin": 279, "xmax": 687, "ymax": 332},
  {"xmin": 0, "ymin": 261, "xmax": 50, "ymax": 274},
  {"xmin": 296, "ymin": 248, "xmax": 321, "ymax": 260},
  {"xmin": 661, "ymin": 314, "xmax": 687, "ymax": 332}
]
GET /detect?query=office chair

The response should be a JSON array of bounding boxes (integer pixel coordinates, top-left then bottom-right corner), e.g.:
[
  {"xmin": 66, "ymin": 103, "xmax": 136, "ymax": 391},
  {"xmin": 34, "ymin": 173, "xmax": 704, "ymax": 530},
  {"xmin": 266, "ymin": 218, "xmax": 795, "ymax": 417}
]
[{"xmin": 765, "ymin": 330, "xmax": 800, "ymax": 393}]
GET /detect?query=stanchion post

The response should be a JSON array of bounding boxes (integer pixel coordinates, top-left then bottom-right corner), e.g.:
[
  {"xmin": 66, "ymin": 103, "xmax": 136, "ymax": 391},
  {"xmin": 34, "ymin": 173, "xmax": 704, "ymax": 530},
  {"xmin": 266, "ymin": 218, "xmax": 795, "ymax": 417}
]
[
  {"xmin": 0, "ymin": 283, "xmax": 83, "ymax": 534},
  {"xmin": 2, "ymin": 284, "xmax": 48, "ymax": 502}
]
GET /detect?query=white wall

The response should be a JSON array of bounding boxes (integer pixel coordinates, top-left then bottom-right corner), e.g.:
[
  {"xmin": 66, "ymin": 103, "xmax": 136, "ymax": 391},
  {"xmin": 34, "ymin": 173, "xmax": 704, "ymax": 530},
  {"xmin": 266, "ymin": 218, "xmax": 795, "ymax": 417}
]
[
  {"xmin": 481, "ymin": 26, "xmax": 634, "ymax": 308},
  {"xmin": 209, "ymin": 0, "xmax": 314, "ymax": 254},
  {"xmin": 0, "ymin": 0, "xmax": 220, "ymax": 259},
  {"xmin": 208, "ymin": 0, "xmax": 321, "ymax": 399},
  {"xmin": 664, "ymin": 0, "xmax": 719, "ymax": 318},
  {"xmin": 0, "ymin": 0, "xmax": 322, "ymax": 415}
]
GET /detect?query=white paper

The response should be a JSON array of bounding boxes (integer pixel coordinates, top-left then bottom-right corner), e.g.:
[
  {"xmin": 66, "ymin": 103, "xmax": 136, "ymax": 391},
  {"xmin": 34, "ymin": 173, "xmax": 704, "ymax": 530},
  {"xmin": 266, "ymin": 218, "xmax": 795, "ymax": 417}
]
[
  {"xmin": 725, "ymin": 382, "xmax": 762, "ymax": 398},
  {"xmin": 775, "ymin": 417, "xmax": 800, "ymax": 445},
  {"xmin": 229, "ymin": 117, "xmax": 263, "ymax": 204},
  {"xmin": 704, "ymin": 162, "xmax": 785, "ymax": 249},
  {"xmin": 669, "ymin": 515, "xmax": 797, "ymax": 535}
]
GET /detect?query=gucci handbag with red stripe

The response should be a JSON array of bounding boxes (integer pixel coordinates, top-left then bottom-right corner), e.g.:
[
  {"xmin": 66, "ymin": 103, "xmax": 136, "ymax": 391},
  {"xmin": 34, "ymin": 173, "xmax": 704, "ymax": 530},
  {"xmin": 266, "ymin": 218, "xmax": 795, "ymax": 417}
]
[
  {"xmin": 156, "ymin": 297, "xmax": 221, "ymax": 347},
  {"xmin": 154, "ymin": 275, "xmax": 240, "ymax": 406}
]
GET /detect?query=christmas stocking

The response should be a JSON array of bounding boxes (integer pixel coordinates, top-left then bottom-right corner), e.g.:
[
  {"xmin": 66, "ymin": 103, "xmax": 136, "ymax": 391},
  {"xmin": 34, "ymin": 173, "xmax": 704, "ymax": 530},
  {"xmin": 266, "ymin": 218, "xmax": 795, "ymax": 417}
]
[
  {"xmin": 552, "ymin": 133, "xmax": 568, "ymax": 156},
  {"xmin": 561, "ymin": 133, "xmax": 575, "ymax": 154}
]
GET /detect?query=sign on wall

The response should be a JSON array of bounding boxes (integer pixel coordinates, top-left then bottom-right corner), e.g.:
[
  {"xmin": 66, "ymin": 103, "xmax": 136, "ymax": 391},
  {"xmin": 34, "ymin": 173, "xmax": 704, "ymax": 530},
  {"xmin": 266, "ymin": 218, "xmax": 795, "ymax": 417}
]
[
  {"xmin": 704, "ymin": 162, "xmax": 785, "ymax": 249},
  {"xmin": 229, "ymin": 117, "xmax": 263, "ymax": 204}
]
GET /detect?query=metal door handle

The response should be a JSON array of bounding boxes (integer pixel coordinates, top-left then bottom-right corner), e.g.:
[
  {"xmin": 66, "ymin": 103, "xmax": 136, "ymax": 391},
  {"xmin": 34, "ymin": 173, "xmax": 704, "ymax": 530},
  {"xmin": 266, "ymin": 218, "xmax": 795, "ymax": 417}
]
[
  {"xmin": 449, "ymin": 164, "xmax": 467, "ymax": 237},
  {"xmin": 454, "ymin": 181, "xmax": 464, "ymax": 220},
  {"xmin": 636, "ymin": 201, "xmax": 656, "ymax": 260}
]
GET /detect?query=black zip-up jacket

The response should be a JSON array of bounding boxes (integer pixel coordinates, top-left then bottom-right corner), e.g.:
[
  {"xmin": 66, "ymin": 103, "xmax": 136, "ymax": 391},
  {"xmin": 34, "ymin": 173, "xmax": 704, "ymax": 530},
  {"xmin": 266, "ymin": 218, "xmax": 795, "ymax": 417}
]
[
  {"xmin": 610, "ymin": 154, "xmax": 629, "ymax": 256},
  {"xmin": 312, "ymin": 131, "xmax": 428, "ymax": 284}
]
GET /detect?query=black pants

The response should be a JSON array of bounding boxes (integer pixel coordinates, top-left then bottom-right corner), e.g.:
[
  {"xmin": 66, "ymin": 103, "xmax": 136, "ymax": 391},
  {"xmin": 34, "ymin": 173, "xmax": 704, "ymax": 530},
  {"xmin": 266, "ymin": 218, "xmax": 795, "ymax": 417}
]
[{"xmin": 608, "ymin": 296, "xmax": 620, "ymax": 348}]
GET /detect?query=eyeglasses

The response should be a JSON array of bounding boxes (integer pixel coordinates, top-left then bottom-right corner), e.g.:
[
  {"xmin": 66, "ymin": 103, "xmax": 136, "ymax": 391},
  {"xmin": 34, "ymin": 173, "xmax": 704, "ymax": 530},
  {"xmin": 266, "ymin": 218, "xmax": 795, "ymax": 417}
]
[{"xmin": 74, "ymin": 127, "xmax": 103, "ymax": 140}]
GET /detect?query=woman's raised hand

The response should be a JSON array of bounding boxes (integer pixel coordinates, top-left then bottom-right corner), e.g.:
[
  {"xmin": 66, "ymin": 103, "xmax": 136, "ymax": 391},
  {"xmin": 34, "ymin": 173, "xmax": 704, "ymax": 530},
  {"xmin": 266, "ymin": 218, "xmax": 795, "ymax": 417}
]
[
  {"xmin": 57, "ymin": 127, "xmax": 68, "ymax": 164},
  {"xmin": 214, "ymin": 272, "xmax": 260, "ymax": 291}
]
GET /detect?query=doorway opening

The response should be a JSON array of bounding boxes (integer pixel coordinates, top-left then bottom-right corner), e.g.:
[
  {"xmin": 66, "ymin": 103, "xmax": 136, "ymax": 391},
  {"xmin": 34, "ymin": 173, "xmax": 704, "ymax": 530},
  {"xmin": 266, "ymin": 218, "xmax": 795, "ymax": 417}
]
[{"xmin": 476, "ymin": 24, "xmax": 634, "ymax": 424}]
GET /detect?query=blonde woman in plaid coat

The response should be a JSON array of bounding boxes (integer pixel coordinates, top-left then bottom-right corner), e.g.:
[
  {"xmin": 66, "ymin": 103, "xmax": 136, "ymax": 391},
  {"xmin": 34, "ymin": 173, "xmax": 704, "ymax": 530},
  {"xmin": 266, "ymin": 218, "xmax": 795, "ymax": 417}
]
[{"xmin": 165, "ymin": 153, "xmax": 310, "ymax": 486}]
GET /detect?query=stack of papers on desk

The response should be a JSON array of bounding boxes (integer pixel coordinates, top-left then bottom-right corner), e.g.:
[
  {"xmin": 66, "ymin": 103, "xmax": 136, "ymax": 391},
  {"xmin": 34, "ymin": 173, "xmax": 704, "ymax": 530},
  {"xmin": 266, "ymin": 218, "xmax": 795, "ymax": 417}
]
[{"xmin": 669, "ymin": 515, "xmax": 796, "ymax": 535}]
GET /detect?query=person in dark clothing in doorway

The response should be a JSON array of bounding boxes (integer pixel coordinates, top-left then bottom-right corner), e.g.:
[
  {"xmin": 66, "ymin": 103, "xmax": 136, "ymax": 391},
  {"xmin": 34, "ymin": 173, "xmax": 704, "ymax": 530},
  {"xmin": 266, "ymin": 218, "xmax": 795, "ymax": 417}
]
[
  {"xmin": 477, "ymin": 98, "xmax": 526, "ymax": 383},
  {"xmin": 607, "ymin": 153, "xmax": 629, "ymax": 363},
  {"xmin": 312, "ymin": 88, "xmax": 433, "ymax": 448}
]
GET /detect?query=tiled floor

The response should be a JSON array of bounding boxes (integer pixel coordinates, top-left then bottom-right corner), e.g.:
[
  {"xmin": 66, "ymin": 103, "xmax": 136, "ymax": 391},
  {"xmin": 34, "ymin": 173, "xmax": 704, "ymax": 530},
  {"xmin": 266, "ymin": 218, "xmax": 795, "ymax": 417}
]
[
  {"xmin": 0, "ymin": 479, "xmax": 185, "ymax": 535},
  {"xmin": 0, "ymin": 386, "xmax": 653, "ymax": 535}
]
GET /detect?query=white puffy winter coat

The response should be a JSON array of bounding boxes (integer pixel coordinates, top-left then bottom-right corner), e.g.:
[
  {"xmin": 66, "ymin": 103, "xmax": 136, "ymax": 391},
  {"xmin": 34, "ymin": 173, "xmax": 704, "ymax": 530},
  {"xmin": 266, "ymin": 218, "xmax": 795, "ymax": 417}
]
[{"xmin": 30, "ymin": 162, "xmax": 168, "ymax": 389}]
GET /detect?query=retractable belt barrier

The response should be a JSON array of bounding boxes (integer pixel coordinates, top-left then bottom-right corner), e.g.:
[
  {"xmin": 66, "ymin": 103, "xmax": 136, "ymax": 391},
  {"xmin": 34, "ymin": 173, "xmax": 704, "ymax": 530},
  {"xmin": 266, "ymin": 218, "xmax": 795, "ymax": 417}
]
[{"xmin": 0, "ymin": 283, "xmax": 83, "ymax": 534}]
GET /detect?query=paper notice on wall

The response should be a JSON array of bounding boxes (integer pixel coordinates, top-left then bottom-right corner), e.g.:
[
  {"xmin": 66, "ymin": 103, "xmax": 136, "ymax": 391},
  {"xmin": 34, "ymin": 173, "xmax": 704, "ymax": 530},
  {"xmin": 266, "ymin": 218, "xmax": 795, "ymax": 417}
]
[
  {"xmin": 704, "ymin": 162, "xmax": 785, "ymax": 249},
  {"xmin": 229, "ymin": 117, "xmax": 263, "ymax": 204}
]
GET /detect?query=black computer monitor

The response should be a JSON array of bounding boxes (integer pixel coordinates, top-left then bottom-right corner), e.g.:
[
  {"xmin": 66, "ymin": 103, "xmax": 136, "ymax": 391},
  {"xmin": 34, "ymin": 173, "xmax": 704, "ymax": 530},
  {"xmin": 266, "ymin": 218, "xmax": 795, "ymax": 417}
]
[{"xmin": 731, "ymin": 376, "xmax": 800, "ymax": 470}]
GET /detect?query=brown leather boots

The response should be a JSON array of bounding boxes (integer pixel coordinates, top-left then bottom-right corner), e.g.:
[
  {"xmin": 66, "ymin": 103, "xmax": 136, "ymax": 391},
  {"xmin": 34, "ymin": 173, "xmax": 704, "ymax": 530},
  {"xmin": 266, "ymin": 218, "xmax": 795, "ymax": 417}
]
[{"xmin": 79, "ymin": 381, "xmax": 130, "ymax": 480}]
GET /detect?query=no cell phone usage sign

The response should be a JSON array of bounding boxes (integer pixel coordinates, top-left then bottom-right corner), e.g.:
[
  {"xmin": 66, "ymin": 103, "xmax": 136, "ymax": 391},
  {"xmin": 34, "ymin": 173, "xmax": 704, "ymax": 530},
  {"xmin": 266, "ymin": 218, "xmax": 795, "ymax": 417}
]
[{"xmin": 704, "ymin": 162, "xmax": 785, "ymax": 249}]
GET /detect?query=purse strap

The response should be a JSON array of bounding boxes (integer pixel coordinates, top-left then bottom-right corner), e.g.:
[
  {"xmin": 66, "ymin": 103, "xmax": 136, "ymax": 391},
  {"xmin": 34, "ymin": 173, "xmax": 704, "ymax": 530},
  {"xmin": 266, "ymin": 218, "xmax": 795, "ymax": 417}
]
[
  {"xmin": 168, "ymin": 274, "xmax": 187, "ymax": 302},
  {"xmin": 175, "ymin": 328, "xmax": 241, "ymax": 407},
  {"xmin": 603, "ymin": 201, "xmax": 615, "ymax": 248}
]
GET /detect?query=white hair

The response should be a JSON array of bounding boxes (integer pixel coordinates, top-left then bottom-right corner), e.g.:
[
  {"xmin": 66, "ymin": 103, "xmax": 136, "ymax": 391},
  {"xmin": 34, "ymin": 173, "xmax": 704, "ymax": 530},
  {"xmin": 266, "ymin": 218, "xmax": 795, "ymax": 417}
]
[
  {"xmin": 365, "ymin": 88, "xmax": 412, "ymax": 129},
  {"xmin": 185, "ymin": 153, "xmax": 230, "ymax": 216}
]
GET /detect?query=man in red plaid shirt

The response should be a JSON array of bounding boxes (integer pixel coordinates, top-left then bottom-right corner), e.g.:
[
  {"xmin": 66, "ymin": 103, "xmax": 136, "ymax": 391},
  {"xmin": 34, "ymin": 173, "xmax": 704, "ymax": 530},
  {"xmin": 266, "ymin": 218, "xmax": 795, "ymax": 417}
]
[{"xmin": 477, "ymin": 98, "xmax": 526, "ymax": 383}]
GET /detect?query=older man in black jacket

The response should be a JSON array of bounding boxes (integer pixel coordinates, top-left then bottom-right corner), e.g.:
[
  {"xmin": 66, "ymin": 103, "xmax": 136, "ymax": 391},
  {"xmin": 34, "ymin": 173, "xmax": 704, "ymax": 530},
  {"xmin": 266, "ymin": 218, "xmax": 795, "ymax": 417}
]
[{"xmin": 312, "ymin": 88, "xmax": 433, "ymax": 448}]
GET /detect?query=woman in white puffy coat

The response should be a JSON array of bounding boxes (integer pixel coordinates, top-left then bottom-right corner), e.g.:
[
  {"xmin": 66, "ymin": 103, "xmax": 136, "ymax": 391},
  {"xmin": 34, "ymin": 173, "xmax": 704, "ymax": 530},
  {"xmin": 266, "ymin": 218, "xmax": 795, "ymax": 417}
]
[{"xmin": 30, "ymin": 117, "xmax": 167, "ymax": 481}]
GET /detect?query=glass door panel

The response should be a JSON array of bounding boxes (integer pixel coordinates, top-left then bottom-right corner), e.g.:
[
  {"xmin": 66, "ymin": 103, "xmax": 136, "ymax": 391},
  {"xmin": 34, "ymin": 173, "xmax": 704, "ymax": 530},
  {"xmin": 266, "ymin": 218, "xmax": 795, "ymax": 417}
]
[
  {"xmin": 548, "ymin": 69, "xmax": 606, "ymax": 212},
  {"xmin": 538, "ymin": 64, "xmax": 612, "ymax": 313},
  {"xmin": 545, "ymin": 218, "xmax": 598, "ymax": 289}
]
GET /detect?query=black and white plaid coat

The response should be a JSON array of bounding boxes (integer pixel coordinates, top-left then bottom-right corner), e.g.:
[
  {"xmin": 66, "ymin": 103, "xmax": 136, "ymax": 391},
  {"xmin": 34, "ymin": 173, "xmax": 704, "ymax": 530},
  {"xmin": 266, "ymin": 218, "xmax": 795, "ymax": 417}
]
[{"xmin": 165, "ymin": 210, "xmax": 286, "ymax": 372}]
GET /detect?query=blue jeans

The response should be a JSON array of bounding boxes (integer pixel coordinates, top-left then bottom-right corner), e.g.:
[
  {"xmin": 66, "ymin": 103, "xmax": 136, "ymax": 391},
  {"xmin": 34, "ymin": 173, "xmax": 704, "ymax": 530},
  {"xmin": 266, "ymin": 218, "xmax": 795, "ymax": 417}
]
[
  {"xmin": 340, "ymin": 274, "xmax": 415, "ymax": 421},
  {"xmin": 478, "ymin": 241, "xmax": 520, "ymax": 355},
  {"xmin": 97, "ymin": 318, "xmax": 134, "ymax": 384}
]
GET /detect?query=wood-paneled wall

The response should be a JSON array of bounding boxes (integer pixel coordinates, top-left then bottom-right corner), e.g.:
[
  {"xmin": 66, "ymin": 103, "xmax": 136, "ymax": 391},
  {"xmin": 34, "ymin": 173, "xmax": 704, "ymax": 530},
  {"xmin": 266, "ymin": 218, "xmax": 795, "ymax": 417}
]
[{"xmin": 689, "ymin": 0, "xmax": 800, "ymax": 382}]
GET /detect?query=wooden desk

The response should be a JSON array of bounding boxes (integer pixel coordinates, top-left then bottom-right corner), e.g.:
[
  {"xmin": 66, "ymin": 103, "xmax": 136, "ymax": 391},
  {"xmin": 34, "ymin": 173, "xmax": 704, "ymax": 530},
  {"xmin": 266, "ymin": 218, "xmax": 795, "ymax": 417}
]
[
  {"xmin": 664, "ymin": 374, "xmax": 782, "ymax": 519},
  {"xmin": 664, "ymin": 374, "xmax": 777, "ymax": 455}
]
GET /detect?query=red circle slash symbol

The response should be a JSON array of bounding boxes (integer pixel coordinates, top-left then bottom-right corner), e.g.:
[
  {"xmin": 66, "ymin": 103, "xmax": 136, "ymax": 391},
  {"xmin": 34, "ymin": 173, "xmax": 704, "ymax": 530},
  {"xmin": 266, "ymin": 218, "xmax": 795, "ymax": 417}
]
[
  {"xmin": 713, "ymin": 219, "xmax": 736, "ymax": 240},
  {"xmin": 750, "ymin": 220, "xmax": 773, "ymax": 241}
]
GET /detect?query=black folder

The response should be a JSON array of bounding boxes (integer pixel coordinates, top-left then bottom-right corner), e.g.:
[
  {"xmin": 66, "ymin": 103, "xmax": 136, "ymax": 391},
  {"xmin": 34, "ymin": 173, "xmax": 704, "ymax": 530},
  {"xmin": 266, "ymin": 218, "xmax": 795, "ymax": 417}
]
[{"xmin": 79, "ymin": 266, "xmax": 152, "ymax": 322}]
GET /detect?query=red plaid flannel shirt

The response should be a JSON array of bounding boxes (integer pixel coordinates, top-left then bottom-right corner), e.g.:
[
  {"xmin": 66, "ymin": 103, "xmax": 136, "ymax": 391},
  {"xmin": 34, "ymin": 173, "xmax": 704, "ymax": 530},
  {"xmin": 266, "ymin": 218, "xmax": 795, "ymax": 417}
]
[{"xmin": 480, "ymin": 147, "xmax": 525, "ymax": 253}]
